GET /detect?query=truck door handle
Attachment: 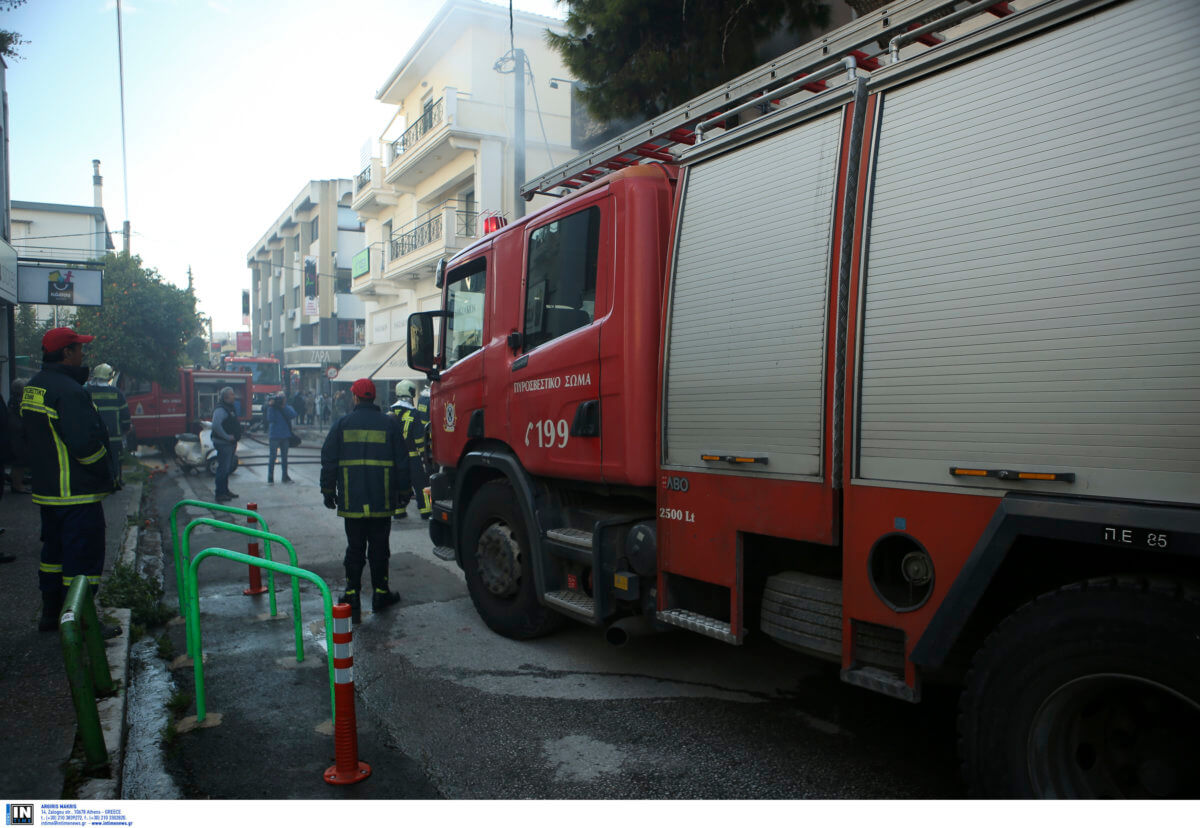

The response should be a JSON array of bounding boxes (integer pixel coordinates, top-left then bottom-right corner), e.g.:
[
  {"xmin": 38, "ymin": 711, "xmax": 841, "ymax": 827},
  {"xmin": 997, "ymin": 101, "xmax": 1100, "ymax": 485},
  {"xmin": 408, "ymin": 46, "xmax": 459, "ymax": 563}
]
[{"xmin": 570, "ymin": 400, "xmax": 601, "ymax": 437}]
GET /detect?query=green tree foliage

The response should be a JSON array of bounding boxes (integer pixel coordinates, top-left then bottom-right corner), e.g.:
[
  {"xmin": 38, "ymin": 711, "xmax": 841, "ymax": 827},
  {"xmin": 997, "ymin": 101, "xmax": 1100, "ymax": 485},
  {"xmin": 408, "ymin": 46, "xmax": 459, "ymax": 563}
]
[
  {"xmin": 72, "ymin": 253, "xmax": 202, "ymax": 388},
  {"xmin": 1, "ymin": 0, "xmax": 27, "ymax": 61},
  {"xmin": 185, "ymin": 335, "xmax": 208, "ymax": 367},
  {"xmin": 14, "ymin": 303, "xmax": 54, "ymax": 363},
  {"xmin": 546, "ymin": 0, "xmax": 830, "ymax": 122}
]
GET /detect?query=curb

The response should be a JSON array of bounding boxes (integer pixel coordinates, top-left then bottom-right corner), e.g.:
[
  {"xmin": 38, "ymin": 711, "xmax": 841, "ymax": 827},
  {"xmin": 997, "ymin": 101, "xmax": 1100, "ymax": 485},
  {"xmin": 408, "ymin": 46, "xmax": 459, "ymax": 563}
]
[{"xmin": 76, "ymin": 481, "xmax": 143, "ymax": 799}]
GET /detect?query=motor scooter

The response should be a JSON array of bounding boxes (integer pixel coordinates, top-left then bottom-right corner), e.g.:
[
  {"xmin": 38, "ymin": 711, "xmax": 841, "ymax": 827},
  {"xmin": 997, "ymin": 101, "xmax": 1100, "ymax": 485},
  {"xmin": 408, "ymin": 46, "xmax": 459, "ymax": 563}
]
[{"xmin": 174, "ymin": 421, "xmax": 218, "ymax": 475}]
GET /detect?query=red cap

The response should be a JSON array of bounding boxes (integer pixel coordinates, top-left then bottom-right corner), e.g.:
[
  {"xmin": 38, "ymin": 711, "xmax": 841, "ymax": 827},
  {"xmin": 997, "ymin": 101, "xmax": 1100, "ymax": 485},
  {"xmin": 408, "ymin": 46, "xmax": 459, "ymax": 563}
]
[
  {"xmin": 42, "ymin": 327, "xmax": 95, "ymax": 352},
  {"xmin": 350, "ymin": 378, "xmax": 376, "ymax": 400}
]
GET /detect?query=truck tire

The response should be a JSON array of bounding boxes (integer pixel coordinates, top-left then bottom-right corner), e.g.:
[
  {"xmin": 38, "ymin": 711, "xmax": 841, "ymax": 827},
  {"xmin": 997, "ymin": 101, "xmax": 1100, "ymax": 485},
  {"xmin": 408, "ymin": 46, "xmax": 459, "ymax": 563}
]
[
  {"xmin": 958, "ymin": 576, "xmax": 1200, "ymax": 798},
  {"xmin": 459, "ymin": 480, "xmax": 564, "ymax": 640}
]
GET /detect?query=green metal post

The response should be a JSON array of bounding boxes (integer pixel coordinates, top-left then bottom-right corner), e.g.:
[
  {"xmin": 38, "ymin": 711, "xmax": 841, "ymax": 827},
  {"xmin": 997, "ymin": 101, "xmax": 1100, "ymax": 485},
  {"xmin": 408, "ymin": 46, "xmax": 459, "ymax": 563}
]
[
  {"xmin": 181, "ymin": 518, "xmax": 302, "ymax": 662},
  {"xmin": 169, "ymin": 499, "xmax": 276, "ymax": 621},
  {"xmin": 186, "ymin": 546, "xmax": 337, "ymax": 724},
  {"xmin": 59, "ymin": 580, "xmax": 113, "ymax": 769}
]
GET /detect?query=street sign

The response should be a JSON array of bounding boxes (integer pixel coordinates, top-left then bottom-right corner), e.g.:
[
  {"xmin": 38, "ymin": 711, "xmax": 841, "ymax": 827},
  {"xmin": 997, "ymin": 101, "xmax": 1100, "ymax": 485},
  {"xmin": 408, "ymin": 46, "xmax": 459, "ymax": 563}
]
[{"xmin": 326, "ymin": 367, "xmax": 339, "ymax": 380}]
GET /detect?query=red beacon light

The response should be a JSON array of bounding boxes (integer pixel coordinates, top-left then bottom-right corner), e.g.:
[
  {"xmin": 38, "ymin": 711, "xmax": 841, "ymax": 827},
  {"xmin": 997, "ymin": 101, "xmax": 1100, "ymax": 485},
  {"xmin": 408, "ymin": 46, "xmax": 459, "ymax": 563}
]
[{"xmin": 480, "ymin": 214, "xmax": 508, "ymax": 236}]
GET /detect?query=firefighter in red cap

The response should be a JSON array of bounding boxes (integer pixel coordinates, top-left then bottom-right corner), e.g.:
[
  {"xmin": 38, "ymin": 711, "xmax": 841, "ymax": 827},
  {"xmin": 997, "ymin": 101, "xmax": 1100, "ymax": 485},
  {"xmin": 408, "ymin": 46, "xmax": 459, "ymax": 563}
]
[
  {"xmin": 319, "ymin": 378, "xmax": 413, "ymax": 623},
  {"xmin": 21, "ymin": 327, "xmax": 120, "ymax": 635}
]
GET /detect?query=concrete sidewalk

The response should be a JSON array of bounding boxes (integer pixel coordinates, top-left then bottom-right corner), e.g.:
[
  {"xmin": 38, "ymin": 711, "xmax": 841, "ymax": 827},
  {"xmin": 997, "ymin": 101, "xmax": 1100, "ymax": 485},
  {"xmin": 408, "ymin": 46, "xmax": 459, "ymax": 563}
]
[{"xmin": 0, "ymin": 477, "xmax": 142, "ymax": 800}]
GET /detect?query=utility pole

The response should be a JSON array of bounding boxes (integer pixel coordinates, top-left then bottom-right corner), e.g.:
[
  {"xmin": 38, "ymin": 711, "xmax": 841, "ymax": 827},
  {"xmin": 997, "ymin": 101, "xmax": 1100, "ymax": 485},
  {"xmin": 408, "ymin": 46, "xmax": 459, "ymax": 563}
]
[{"xmin": 514, "ymin": 47, "xmax": 526, "ymax": 220}]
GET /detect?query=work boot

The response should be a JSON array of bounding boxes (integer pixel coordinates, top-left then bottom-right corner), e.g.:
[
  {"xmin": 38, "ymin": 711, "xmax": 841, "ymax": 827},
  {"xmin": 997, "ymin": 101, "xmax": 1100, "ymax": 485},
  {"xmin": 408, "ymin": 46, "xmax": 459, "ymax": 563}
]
[
  {"xmin": 372, "ymin": 590, "xmax": 401, "ymax": 614},
  {"xmin": 281, "ymin": 476, "xmax": 293, "ymax": 484},
  {"xmin": 338, "ymin": 591, "xmax": 361, "ymax": 624},
  {"xmin": 38, "ymin": 593, "xmax": 64, "ymax": 632}
]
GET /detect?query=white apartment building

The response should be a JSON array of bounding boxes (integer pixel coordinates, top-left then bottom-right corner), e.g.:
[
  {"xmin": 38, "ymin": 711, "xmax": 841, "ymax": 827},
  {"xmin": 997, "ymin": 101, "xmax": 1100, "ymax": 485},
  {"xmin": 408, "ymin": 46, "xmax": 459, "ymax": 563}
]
[
  {"xmin": 342, "ymin": 0, "xmax": 577, "ymax": 389},
  {"xmin": 246, "ymin": 179, "xmax": 367, "ymax": 394}
]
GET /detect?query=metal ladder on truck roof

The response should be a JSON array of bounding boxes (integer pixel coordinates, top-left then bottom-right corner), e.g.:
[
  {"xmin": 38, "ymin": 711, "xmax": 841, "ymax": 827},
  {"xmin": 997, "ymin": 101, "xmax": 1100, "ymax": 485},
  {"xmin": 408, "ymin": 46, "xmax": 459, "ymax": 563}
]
[{"xmin": 520, "ymin": 0, "xmax": 1018, "ymax": 200}]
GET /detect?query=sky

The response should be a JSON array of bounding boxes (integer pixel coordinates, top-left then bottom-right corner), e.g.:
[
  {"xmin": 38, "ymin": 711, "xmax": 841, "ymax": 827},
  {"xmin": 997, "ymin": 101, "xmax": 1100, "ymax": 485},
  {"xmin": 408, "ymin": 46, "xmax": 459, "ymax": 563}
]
[{"xmin": 5, "ymin": 0, "xmax": 566, "ymax": 333}]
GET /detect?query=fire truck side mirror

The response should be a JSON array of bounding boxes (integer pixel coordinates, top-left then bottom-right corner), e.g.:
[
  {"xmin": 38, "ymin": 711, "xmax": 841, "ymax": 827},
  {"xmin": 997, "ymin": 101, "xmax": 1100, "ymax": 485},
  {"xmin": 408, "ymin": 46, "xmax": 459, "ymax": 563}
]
[
  {"xmin": 407, "ymin": 311, "xmax": 444, "ymax": 381},
  {"xmin": 506, "ymin": 330, "xmax": 523, "ymax": 353}
]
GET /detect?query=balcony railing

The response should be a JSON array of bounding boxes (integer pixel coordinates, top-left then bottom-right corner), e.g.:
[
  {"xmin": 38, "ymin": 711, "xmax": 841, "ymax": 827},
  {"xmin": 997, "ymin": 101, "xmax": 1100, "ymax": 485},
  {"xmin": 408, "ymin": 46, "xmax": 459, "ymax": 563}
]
[
  {"xmin": 388, "ymin": 200, "xmax": 478, "ymax": 262},
  {"xmin": 355, "ymin": 164, "xmax": 371, "ymax": 191},
  {"xmin": 390, "ymin": 98, "xmax": 444, "ymax": 161}
]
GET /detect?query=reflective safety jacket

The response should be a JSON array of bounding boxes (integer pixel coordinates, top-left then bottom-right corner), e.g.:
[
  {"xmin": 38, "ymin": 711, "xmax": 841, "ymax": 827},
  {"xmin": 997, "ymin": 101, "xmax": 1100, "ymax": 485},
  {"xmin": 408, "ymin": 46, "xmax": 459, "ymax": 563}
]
[
  {"xmin": 388, "ymin": 399, "xmax": 426, "ymax": 455},
  {"xmin": 85, "ymin": 380, "xmax": 131, "ymax": 452},
  {"xmin": 320, "ymin": 402, "xmax": 412, "ymax": 519},
  {"xmin": 21, "ymin": 363, "xmax": 118, "ymax": 506}
]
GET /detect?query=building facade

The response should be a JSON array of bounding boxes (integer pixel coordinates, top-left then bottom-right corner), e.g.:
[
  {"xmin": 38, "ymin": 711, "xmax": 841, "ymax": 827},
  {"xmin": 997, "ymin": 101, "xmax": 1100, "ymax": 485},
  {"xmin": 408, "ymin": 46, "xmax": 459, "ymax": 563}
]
[
  {"xmin": 342, "ymin": 0, "xmax": 576, "ymax": 392},
  {"xmin": 246, "ymin": 179, "xmax": 366, "ymax": 394}
]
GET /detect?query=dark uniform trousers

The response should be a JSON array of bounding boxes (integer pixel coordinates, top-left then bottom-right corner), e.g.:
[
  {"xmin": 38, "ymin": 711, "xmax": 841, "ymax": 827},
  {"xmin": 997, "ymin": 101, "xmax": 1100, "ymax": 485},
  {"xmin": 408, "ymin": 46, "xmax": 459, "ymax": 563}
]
[
  {"xmin": 343, "ymin": 517, "xmax": 392, "ymax": 597},
  {"xmin": 39, "ymin": 502, "xmax": 107, "ymax": 600}
]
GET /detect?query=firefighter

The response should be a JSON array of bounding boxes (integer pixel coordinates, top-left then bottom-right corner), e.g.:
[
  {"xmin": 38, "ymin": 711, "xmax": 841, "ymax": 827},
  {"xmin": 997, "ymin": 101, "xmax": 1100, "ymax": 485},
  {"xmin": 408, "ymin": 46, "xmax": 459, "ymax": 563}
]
[
  {"xmin": 85, "ymin": 363, "xmax": 131, "ymax": 483},
  {"xmin": 320, "ymin": 378, "xmax": 412, "ymax": 623},
  {"xmin": 21, "ymin": 327, "xmax": 120, "ymax": 635},
  {"xmin": 388, "ymin": 379, "xmax": 431, "ymax": 520},
  {"xmin": 415, "ymin": 384, "xmax": 431, "ymax": 467}
]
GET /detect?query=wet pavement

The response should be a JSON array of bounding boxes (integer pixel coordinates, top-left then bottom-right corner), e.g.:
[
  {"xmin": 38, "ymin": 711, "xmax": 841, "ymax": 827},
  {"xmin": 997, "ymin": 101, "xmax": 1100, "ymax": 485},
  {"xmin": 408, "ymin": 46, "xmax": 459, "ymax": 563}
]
[{"xmin": 139, "ymin": 429, "xmax": 964, "ymax": 799}]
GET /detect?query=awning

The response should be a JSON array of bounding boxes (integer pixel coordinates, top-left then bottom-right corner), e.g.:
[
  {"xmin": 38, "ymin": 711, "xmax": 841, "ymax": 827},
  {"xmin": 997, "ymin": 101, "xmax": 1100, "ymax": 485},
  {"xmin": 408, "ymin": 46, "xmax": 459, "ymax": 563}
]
[
  {"xmin": 332, "ymin": 342, "xmax": 401, "ymax": 383},
  {"xmin": 285, "ymin": 363, "xmax": 322, "ymax": 370},
  {"xmin": 372, "ymin": 341, "xmax": 426, "ymax": 381}
]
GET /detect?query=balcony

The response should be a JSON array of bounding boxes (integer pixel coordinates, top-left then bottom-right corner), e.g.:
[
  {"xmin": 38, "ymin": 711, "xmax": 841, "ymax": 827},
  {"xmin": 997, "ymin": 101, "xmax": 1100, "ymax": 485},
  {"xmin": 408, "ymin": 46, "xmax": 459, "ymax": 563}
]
[
  {"xmin": 384, "ymin": 200, "xmax": 478, "ymax": 280},
  {"xmin": 390, "ymin": 97, "xmax": 444, "ymax": 163},
  {"xmin": 351, "ymin": 157, "xmax": 399, "ymax": 217},
  {"xmin": 383, "ymin": 88, "xmax": 500, "ymax": 192}
]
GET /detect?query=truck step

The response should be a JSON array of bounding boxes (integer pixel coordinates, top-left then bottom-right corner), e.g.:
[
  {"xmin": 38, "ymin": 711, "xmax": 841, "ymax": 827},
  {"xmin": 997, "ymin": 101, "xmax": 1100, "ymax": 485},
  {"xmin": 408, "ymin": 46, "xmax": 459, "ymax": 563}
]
[
  {"xmin": 544, "ymin": 589, "xmax": 596, "ymax": 620},
  {"xmin": 841, "ymin": 666, "xmax": 919, "ymax": 703},
  {"xmin": 431, "ymin": 545, "xmax": 455, "ymax": 562},
  {"xmin": 545, "ymin": 527, "xmax": 593, "ymax": 550},
  {"xmin": 656, "ymin": 609, "xmax": 740, "ymax": 644},
  {"xmin": 759, "ymin": 572, "xmax": 842, "ymax": 662},
  {"xmin": 544, "ymin": 528, "xmax": 594, "ymax": 564}
]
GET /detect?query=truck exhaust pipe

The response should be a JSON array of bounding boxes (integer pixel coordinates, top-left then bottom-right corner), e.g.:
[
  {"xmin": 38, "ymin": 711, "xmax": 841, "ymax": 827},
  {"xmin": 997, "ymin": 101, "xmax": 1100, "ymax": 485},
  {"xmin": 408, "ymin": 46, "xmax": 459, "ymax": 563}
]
[{"xmin": 604, "ymin": 616, "xmax": 660, "ymax": 647}]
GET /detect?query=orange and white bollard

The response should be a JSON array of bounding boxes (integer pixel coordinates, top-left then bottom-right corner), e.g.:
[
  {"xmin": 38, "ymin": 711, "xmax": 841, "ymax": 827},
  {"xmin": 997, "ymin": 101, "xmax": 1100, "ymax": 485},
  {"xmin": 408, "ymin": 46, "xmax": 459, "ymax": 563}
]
[
  {"xmin": 243, "ymin": 502, "xmax": 268, "ymax": 596},
  {"xmin": 323, "ymin": 602, "xmax": 371, "ymax": 785}
]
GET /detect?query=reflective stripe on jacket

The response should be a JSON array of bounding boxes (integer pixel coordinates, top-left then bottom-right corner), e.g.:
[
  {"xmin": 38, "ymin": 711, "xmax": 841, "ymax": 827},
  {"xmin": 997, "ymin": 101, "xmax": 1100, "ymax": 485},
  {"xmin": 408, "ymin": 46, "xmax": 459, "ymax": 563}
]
[
  {"xmin": 320, "ymin": 403, "xmax": 412, "ymax": 519},
  {"xmin": 21, "ymin": 364, "xmax": 117, "ymax": 506},
  {"xmin": 85, "ymin": 381, "xmax": 130, "ymax": 449}
]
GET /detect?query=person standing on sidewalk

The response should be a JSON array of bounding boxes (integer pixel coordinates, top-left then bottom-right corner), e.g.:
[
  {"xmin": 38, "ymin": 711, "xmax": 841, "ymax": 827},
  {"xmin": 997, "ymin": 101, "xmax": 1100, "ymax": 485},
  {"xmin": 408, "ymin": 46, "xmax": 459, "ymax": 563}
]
[
  {"xmin": 20, "ymin": 327, "xmax": 119, "ymax": 634},
  {"xmin": 84, "ymin": 363, "xmax": 131, "ymax": 484},
  {"xmin": 266, "ymin": 392, "xmax": 296, "ymax": 484},
  {"xmin": 320, "ymin": 378, "xmax": 412, "ymax": 623},
  {"xmin": 211, "ymin": 386, "xmax": 242, "ymax": 503}
]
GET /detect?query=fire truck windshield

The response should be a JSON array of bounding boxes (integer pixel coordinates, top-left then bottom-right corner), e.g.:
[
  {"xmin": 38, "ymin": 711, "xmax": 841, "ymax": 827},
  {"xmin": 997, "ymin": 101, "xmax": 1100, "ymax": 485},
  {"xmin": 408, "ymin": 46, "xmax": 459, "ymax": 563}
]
[
  {"xmin": 227, "ymin": 361, "xmax": 281, "ymax": 386},
  {"xmin": 446, "ymin": 260, "xmax": 486, "ymax": 368}
]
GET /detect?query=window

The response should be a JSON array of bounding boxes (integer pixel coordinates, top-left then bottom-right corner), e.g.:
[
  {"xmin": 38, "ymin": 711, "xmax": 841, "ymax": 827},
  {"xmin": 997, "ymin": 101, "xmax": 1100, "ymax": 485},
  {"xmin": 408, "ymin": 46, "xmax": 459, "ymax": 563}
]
[
  {"xmin": 523, "ymin": 206, "xmax": 600, "ymax": 351},
  {"xmin": 445, "ymin": 258, "xmax": 486, "ymax": 368},
  {"xmin": 310, "ymin": 216, "xmax": 320, "ymax": 240}
]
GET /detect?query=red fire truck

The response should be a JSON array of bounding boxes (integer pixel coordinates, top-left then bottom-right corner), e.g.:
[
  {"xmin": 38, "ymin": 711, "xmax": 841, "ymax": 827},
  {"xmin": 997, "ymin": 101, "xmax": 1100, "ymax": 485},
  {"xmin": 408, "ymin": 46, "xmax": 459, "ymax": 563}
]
[
  {"xmin": 406, "ymin": 0, "xmax": 1199, "ymax": 797},
  {"xmin": 126, "ymin": 368, "xmax": 252, "ymax": 456},
  {"xmin": 220, "ymin": 355, "xmax": 283, "ymax": 409}
]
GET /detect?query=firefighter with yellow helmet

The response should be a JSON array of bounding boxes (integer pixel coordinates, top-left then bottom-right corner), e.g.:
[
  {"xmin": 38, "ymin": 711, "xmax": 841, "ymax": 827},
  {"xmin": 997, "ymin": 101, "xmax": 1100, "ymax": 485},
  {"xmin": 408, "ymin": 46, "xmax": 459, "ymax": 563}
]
[
  {"xmin": 85, "ymin": 363, "xmax": 131, "ymax": 480},
  {"xmin": 388, "ymin": 379, "xmax": 430, "ymax": 520}
]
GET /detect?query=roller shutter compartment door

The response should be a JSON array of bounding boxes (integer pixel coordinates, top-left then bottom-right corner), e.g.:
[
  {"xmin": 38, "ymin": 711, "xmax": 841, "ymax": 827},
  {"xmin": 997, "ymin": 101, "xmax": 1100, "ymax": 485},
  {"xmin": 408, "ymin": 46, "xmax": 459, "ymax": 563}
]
[
  {"xmin": 858, "ymin": 0, "xmax": 1200, "ymax": 505},
  {"xmin": 665, "ymin": 111, "xmax": 843, "ymax": 478}
]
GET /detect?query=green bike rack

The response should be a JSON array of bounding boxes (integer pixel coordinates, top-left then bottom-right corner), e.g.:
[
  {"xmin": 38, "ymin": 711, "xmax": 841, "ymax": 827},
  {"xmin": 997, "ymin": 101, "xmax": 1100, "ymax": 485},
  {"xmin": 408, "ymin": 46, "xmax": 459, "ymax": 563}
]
[
  {"xmin": 186, "ymin": 545, "xmax": 337, "ymax": 724},
  {"xmin": 59, "ymin": 579, "xmax": 117, "ymax": 769},
  {"xmin": 180, "ymin": 518, "xmax": 303, "ymax": 662},
  {"xmin": 169, "ymin": 500, "xmax": 277, "ymax": 621}
]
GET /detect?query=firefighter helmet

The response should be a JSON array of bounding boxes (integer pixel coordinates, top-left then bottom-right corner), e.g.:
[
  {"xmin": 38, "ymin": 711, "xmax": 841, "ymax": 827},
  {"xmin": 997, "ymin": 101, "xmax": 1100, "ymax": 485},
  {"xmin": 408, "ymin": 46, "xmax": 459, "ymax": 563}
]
[
  {"xmin": 92, "ymin": 363, "xmax": 115, "ymax": 381},
  {"xmin": 395, "ymin": 380, "xmax": 417, "ymax": 399}
]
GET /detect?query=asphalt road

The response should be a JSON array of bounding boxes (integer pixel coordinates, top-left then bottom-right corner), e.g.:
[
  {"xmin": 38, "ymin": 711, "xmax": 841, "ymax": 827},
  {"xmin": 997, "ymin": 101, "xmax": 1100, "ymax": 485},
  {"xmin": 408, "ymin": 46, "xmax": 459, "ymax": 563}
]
[{"xmin": 142, "ymin": 431, "xmax": 965, "ymax": 799}]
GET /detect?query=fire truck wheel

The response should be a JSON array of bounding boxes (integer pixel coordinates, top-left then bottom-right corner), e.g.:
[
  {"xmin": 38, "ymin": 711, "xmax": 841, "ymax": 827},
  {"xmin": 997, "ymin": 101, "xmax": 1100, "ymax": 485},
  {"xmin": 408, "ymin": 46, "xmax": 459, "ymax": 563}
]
[
  {"xmin": 460, "ymin": 480, "xmax": 565, "ymax": 640},
  {"xmin": 958, "ymin": 576, "xmax": 1200, "ymax": 798}
]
